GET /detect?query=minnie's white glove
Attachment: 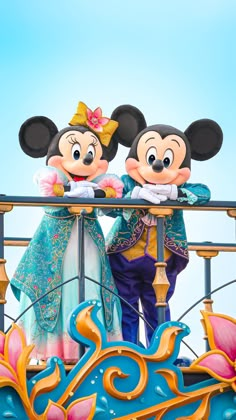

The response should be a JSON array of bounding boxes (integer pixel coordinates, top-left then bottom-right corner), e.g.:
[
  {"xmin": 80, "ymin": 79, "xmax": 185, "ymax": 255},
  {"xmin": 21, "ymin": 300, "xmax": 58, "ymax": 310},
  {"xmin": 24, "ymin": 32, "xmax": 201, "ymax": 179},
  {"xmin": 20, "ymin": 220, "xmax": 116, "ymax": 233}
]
[
  {"xmin": 131, "ymin": 186, "xmax": 168, "ymax": 204},
  {"xmin": 143, "ymin": 184, "xmax": 178, "ymax": 200},
  {"xmin": 64, "ymin": 181, "xmax": 99, "ymax": 198}
]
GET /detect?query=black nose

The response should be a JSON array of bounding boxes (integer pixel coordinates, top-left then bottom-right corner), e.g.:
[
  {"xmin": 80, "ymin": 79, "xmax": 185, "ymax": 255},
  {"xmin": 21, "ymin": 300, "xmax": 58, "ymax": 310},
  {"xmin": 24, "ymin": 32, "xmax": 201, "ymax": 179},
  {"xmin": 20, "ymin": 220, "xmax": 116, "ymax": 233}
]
[
  {"xmin": 83, "ymin": 153, "xmax": 93, "ymax": 165},
  {"xmin": 152, "ymin": 159, "xmax": 164, "ymax": 173}
]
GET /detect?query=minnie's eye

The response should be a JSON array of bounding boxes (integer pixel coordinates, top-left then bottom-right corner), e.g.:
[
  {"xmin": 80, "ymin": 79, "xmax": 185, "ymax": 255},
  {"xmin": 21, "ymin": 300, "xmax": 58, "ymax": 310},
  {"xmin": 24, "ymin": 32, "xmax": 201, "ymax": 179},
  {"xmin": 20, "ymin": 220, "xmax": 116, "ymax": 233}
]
[
  {"xmin": 146, "ymin": 147, "xmax": 157, "ymax": 165},
  {"xmin": 87, "ymin": 144, "xmax": 96, "ymax": 158},
  {"xmin": 71, "ymin": 143, "xmax": 81, "ymax": 160},
  {"xmin": 163, "ymin": 149, "xmax": 174, "ymax": 168}
]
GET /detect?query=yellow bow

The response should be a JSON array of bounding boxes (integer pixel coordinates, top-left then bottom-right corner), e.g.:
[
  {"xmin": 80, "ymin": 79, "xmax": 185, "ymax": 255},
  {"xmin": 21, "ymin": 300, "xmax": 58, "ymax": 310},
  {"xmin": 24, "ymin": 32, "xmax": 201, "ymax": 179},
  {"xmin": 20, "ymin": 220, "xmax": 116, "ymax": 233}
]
[{"xmin": 69, "ymin": 101, "xmax": 118, "ymax": 147}]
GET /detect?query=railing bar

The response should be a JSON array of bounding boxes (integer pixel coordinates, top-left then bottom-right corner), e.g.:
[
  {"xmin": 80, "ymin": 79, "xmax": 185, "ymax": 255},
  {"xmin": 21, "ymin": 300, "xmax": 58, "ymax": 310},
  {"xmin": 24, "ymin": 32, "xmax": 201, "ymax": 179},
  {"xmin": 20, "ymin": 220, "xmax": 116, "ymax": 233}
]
[
  {"xmin": 4, "ymin": 313, "xmax": 15, "ymax": 321},
  {"xmin": 204, "ymin": 258, "xmax": 211, "ymax": 352},
  {"xmin": 0, "ymin": 213, "xmax": 4, "ymax": 257},
  {"xmin": 188, "ymin": 242, "xmax": 236, "ymax": 247},
  {"xmin": 78, "ymin": 212, "xmax": 85, "ymax": 358},
  {"xmin": 0, "ymin": 196, "xmax": 236, "ymax": 210},
  {"xmin": 78, "ymin": 213, "xmax": 85, "ymax": 304},
  {"xmin": 4, "ymin": 238, "xmax": 236, "ymax": 253},
  {"xmin": 4, "ymin": 275, "xmax": 154, "ymax": 334},
  {"xmin": 181, "ymin": 340, "xmax": 199, "ymax": 359},
  {"xmin": 0, "ymin": 212, "xmax": 5, "ymax": 332},
  {"xmin": 156, "ymin": 217, "xmax": 166, "ymax": 325},
  {"xmin": 157, "ymin": 218, "xmax": 165, "ymax": 262},
  {"xmin": 4, "ymin": 273, "xmax": 199, "ymax": 359},
  {"xmin": 177, "ymin": 279, "xmax": 236, "ymax": 322}
]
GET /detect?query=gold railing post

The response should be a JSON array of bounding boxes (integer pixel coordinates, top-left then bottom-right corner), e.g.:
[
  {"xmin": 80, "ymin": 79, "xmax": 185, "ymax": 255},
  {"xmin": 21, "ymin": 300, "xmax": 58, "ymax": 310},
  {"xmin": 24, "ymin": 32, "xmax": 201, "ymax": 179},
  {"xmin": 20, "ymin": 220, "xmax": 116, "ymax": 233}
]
[
  {"xmin": 196, "ymin": 249, "xmax": 219, "ymax": 350},
  {"xmin": 68, "ymin": 206, "xmax": 93, "ymax": 304},
  {"xmin": 68, "ymin": 206, "xmax": 93, "ymax": 215},
  {"xmin": 227, "ymin": 209, "xmax": 236, "ymax": 219},
  {"xmin": 148, "ymin": 208, "xmax": 173, "ymax": 325},
  {"xmin": 68, "ymin": 206, "xmax": 93, "ymax": 358},
  {"xmin": 0, "ymin": 259, "xmax": 9, "ymax": 305},
  {"xmin": 0, "ymin": 204, "xmax": 13, "ymax": 331}
]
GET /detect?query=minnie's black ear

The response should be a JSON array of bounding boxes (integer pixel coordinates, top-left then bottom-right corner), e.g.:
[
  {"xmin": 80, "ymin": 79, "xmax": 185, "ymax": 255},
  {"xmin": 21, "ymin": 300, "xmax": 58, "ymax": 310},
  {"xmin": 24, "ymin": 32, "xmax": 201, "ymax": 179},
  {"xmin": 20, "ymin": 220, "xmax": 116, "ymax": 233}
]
[
  {"xmin": 185, "ymin": 119, "xmax": 223, "ymax": 161},
  {"xmin": 19, "ymin": 116, "xmax": 58, "ymax": 158},
  {"xmin": 111, "ymin": 105, "xmax": 147, "ymax": 147}
]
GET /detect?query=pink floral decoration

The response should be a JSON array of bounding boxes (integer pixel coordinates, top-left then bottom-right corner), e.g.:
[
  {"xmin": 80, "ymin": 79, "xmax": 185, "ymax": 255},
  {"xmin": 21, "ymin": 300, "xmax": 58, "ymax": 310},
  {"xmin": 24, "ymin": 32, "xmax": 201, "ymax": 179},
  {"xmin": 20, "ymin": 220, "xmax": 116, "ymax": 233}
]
[
  {"xmin": 207, "ymin": 314, "xmax": 236, "ymax": 361},
  {"xmin": 98, "ymin": 176, "xmax": 124, "ymax": 198},
  {"xmin": 198, "ymin": 352, "xmax": 235, "ymax": 379},
  {"xmin": 6, "ymin": 327, "xmax": 25, "ymax": 371},
  {"xmin": 0, "ymin": 324, "xmax": 28, "ymax": 384},
  {"xmin": 68, "ymin": 397, "xmax": 95, "ymax": 420},
  {"xmin": 87, "ymin": 107, "xmax": 109, "ymax": 132},
  {"xmin": 0, "ymin": 363, "xmax": 17, "ymax": 383},
  {"xmin": 46, "ymin": 395, "xmax": 96, "ymax": 420},
  {"xmin": 46, "ymin": 403, "xmax": 66, "ymax": 419},
  {"xmin": 39, "ymin": 171, "xmax": 64, "ymax": 196},
  {"xmin": 0, "ymin": 332, "xmax": 5, "ymax": 355},
  {"xmin": 192, "ymin": 311, "xmax": 236, "ymax": 390}
]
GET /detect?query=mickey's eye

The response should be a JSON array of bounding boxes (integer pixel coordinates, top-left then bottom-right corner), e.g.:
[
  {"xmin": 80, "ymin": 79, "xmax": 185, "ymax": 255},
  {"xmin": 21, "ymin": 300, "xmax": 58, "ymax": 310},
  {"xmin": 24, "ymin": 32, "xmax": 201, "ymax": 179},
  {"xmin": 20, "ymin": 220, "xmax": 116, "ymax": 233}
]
[
  {"xmin": 163, "ymin": 149, "xmax": 174, "ymax": 168},
  {"xmin": 71, "ymin": 143, "xmax": 81, "ymax": 160},
  {"xmin": 87, "ymin": 144, "xmax": 96, "ymax": 158},
  {"xmin": 146, "ymin": 147, "xmax": 157, "ymax": 165}
]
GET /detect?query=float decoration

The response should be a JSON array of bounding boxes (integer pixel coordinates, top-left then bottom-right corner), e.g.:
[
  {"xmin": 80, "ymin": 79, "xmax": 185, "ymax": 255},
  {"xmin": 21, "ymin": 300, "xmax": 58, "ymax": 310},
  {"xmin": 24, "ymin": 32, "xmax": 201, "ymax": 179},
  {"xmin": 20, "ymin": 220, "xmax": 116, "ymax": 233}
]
[{"xmin": 0, "ymin": 302, "xmax": 235, "ymax": 419}]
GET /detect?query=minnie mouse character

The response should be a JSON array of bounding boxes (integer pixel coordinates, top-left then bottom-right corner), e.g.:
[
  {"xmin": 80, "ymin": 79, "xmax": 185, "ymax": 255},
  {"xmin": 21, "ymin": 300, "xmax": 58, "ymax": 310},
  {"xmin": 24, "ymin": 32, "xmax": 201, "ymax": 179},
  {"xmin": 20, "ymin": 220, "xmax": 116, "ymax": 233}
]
[
  {"xmin": 11, "ymin": 102, "xmax": 123, "ymax": 362},
  {"xmin": 106, "ymin": 104, "xmax": 223, "ymax": 346}
]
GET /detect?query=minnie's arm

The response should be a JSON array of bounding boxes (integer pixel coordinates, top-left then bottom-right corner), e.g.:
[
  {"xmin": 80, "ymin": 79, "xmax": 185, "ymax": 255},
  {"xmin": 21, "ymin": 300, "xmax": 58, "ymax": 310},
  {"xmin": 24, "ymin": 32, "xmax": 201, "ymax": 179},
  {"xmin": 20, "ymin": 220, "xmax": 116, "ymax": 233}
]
[
  {"xmin": 34, "ymin": 167, "xmax": 106, "ymax": 198},
  {"xmin": 34, "ymin": 167, "xmax": 66, "ymax": 197}
]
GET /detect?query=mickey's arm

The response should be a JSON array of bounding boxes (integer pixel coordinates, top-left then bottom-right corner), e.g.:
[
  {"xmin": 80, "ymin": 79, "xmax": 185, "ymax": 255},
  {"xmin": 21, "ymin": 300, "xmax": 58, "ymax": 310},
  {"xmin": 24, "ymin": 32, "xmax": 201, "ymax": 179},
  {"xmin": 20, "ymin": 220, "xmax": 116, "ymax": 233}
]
[
  {"xmin": 143, "ymin": 183, "xmax": 210, "ymax": 205},
  {"xmin": 177, "ymin": 183, "xmax": 211, "ymax": 205}
]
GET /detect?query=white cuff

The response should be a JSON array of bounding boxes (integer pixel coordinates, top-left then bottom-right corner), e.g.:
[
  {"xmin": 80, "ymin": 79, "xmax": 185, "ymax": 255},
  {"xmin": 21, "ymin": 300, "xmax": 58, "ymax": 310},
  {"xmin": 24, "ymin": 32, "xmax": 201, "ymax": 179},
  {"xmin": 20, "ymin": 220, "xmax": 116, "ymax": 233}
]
[
  {"xmin": 170, "ymin": 184, "xmax": 178, "ymax": 200},
  {"xmin": 131, "ymin": 186, "xmax": 141, "ymax": 199}
]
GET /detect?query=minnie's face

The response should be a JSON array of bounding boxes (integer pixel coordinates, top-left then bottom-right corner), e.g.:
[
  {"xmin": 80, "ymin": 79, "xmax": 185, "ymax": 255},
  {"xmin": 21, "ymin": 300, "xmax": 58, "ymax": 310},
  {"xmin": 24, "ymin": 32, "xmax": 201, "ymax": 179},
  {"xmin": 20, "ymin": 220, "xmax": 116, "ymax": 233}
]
[
  {"xmin": 47, "ymin": 130, "xmax": 108, "ymax": 181},
  {"xmin": 125, "ymin": 130, "xmax": 191, "ymax": 186}
]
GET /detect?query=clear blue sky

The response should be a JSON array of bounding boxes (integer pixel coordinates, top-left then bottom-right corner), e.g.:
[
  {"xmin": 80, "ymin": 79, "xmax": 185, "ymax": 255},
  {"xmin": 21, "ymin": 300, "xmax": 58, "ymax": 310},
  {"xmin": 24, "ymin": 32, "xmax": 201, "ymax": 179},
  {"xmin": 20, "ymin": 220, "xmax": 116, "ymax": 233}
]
[{"xmin": 0, "ymin": 0, "xmax": 235, "ymax": 357}]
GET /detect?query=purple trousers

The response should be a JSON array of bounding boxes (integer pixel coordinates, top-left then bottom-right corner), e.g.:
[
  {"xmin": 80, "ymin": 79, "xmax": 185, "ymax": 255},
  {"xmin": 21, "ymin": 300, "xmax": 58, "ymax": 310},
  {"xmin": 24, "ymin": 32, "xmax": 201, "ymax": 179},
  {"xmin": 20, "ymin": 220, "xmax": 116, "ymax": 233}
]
[{"xmin": 108, "ymin": 253, "xmax": 178, "ymax": 346}]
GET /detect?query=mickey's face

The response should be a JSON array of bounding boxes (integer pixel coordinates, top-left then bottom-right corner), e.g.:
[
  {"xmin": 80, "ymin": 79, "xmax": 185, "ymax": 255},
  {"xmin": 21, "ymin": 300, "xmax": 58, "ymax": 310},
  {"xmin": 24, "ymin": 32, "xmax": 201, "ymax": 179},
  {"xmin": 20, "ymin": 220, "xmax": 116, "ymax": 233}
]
[
  {"xmin": 125, "ymin": 129, "xmax": 191, "ymax": 186},
  {"xmin": 47, "ymin": 129, "xmax": 108, "ymax": 181}
]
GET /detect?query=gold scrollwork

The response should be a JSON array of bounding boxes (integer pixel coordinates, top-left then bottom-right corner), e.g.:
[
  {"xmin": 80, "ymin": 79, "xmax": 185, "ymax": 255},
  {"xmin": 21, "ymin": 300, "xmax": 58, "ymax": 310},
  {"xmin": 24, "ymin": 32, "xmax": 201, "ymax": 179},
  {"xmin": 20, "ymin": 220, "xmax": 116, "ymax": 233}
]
[
  {"xmin": 0, "ymin": 204, "xmax": 13, "ymax": 213},
  {"xmin": 0, "ymin": 259, "xmax": 9, "ymax": 303}
]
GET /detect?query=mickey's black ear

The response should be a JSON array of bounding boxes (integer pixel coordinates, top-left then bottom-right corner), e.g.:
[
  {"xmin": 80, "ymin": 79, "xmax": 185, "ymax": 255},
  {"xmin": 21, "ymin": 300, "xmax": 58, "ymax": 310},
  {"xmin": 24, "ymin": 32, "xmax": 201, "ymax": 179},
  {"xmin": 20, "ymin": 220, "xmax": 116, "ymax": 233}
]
[
  {"xmin": 111, "ymin": 105, "xmax": 147, "ymax": 147},
  {"xmin": 19, "ymin": 116, "xmax": 58, "ymax": 158},
  {"xmin": 102, "ymin": 137, "xmax": 118, "ymax": 162},
  {"xmin": 185, "ymin": 119, "xmax": 223, "ymax": 161}
]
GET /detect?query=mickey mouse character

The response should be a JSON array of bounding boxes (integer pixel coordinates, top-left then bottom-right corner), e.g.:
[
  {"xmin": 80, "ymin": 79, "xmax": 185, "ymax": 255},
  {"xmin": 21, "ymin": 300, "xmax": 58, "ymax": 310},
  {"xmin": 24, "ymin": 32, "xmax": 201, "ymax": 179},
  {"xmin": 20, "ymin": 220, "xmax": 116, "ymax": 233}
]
[
  {"xmin": 11, "ymin": 101, "xmax": 123, "ymax": 362},
  {"xmin": 106, "ymin": 104, "xmax": 223, "ymax": 346}
]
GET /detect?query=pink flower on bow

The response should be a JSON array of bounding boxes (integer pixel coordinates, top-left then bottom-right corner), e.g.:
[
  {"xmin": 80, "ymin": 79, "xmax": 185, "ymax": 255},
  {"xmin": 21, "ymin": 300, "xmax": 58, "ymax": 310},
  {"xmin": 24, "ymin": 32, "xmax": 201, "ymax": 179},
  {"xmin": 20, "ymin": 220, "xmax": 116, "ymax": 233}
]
[
  {"xmin": 86, "ymin": 107, "xmax": 109, "ymax": 132},
  {"xmin": 98, "ymin": 176, "xmax": 124, "ymax": 198},
  {"xmin": 45, "ymin": 394, "xmax": 96, "ymax": 419},
  {"xmin": 192, "ymin": 311, "xmax": 236, "ymax": 390}
]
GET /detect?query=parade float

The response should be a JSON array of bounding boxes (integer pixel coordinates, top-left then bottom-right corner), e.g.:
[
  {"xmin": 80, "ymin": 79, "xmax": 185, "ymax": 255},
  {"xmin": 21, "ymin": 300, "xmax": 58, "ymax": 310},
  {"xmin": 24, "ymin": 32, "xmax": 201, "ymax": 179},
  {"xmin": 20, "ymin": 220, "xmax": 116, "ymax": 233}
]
[
  {"xmin": 0, "ymin": 102, "xmax": 235, "ymax": 419},
  {"xmin": 0, "ymin": 196, "xmax": 236, "ymax": 420}
]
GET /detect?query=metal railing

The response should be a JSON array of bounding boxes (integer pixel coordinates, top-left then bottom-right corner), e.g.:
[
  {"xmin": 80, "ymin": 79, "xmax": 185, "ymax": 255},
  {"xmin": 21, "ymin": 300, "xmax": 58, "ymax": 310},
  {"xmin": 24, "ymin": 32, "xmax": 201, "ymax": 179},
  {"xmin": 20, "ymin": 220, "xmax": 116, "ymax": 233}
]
[{"xmin": 0, "ymin": 195, "xmax": 236, "ymax": 355}]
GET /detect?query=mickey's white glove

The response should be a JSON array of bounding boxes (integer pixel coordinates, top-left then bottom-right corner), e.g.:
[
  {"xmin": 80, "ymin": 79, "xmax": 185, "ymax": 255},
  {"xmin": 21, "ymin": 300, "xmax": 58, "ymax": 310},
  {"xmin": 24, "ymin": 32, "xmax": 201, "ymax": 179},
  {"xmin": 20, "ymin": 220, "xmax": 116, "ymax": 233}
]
[
  {"xmin": 131, "ymin": 186, "xmax": 168, "ymax": 204},
  {"xmin": 143, "ymin": 184, "xmax": 178, "ymax": 200},
  {"xmin": 64, "ymin": 181, "xmax": 99, "ymax": 198}
]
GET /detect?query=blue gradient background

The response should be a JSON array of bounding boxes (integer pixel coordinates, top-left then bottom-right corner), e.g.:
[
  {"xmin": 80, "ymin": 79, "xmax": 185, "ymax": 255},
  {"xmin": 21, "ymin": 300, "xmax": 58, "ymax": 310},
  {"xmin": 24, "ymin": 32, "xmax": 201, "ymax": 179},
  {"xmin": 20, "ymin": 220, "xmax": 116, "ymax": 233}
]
[{"xmin": 0, "ymin": 1, "xmax": 235, "ymax": 357}]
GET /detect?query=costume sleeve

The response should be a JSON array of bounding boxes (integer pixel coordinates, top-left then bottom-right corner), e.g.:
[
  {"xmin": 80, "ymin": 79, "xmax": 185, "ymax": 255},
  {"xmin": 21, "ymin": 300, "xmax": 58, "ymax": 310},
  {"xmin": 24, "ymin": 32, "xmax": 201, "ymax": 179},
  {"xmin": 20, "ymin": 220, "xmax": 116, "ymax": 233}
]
[
  {"xmin": 97, "ymin": 174, "xmax": 128, "ymax": 218},
  {"xmin": 101, "ymin": 174, "xmax": 138, "ymax": 221},
  {"xmin": 177, "ymin": 183, "xmax": 211, "ymax": 205},
  {"xmin": 34, "ymin": 166, "xmax": 68, "ymax": 197},
  {"xmin": 93, "ymin": 173, "xmax": 124, "ymax": 198}
]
